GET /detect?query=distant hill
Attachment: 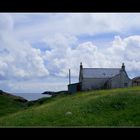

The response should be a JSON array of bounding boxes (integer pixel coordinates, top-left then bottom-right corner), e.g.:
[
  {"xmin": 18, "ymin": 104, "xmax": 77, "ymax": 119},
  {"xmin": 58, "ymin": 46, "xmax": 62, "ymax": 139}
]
[
  {"xmin": 0, "ymin": 87, "xmax": 140, "ymax": 127},
  {"xmin": 42, "ymin": 90, "xmax": 68, "ymax": 96}
]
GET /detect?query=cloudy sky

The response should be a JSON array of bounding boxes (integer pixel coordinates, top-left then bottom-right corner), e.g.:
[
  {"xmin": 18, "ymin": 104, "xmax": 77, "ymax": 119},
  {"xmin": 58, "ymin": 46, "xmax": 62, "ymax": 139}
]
[{"xmin": 0, "ymin": 13, "xmax": 140, "ymax": 93}]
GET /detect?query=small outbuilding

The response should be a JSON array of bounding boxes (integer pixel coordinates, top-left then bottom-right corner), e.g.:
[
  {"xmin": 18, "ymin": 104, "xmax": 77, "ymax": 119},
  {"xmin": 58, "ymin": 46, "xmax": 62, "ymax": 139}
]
[
  {"xmin": 68, "ymin": 83, "xmax": 81, "ymax": 93},
  {"xmin": 132, "ymin": 77, "xmax": 140, "ymax": 86}
]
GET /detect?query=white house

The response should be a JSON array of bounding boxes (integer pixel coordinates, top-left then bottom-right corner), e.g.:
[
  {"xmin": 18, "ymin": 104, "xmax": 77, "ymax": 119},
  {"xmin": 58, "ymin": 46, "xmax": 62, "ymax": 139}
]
[{"xmin": 79, "ymin": 63, "xmax": 132, "ymax": 91}]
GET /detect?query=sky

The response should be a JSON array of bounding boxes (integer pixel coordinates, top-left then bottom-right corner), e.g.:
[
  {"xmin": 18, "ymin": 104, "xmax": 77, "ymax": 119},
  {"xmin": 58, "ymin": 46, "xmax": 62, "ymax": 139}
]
[{"xmin": 0, "ymin": 13, "xmax": 140, "ymax": 93}]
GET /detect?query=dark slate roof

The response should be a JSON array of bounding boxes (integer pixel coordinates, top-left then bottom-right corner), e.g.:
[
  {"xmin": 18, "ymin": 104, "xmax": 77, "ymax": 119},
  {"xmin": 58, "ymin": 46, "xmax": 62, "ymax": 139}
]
[
  {"xmin": 82, "ymin": 68, "xmax": 121, "ymax": 78},
  {"xmin": 132, "ymin": 76, "xmax": 140, "ymax": 80}
]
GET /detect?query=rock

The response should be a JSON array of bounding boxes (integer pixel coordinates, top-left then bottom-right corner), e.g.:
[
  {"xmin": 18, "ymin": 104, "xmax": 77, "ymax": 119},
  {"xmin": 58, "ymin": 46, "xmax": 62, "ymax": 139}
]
[
  {"xmin": 42, "ymin": 91, "xmax": 55, "ymax": 95},
  {"xmin": 65, "ymin": 111, "xmax": 72, "ymax": 116}
]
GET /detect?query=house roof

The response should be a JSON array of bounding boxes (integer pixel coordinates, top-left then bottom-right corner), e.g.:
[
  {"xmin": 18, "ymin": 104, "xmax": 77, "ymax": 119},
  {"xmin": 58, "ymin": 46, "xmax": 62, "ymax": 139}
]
[
  {"xmin": 82, "ymin": 68, "xmax": 121, "ymax": 78},
  {"xmin": 132, "ymin": 76, "xmax": 140, "ymax": 80}
]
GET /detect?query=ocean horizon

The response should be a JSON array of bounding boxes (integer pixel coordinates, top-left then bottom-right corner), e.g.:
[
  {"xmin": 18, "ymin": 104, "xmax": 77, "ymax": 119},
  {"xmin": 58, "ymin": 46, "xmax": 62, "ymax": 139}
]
[{"xmin": 10, "ymin": 92, "xmax": 52, "ymax": 101}]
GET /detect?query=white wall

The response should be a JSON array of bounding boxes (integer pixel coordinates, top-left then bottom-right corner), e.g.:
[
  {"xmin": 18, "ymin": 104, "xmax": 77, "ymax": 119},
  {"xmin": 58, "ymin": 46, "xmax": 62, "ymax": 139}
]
[
  {"xmin": 110, "ymin": 71, "xmax": 132, "ymax": 88},
  {"xmin": 81, "ymin": 71, "xmax": 132, "ymax": 91},
  {"xmin": 82, "ymin": 78, "xmax": 109, "ymax": 90}
]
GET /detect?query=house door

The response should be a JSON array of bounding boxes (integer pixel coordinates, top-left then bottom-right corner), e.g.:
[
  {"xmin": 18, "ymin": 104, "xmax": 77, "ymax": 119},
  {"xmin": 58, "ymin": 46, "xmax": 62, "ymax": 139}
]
[{"xmin": 77, "ymin": 84, "xmax": 81, "ymax": 91}]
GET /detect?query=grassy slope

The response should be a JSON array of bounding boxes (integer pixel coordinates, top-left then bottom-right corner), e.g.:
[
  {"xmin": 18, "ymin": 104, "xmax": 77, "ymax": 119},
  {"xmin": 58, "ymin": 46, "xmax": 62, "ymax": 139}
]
[
  {"xmin": 0, "ymin": 92, "xmax": 27, "ymax": 117},
  {"xmin": 0, "ymin": 87, "xmax": 140, "ymax": 127}
]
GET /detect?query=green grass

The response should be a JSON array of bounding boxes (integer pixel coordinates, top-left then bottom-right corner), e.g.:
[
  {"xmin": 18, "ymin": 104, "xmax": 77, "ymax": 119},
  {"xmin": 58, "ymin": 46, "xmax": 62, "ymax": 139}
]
[
  {"xmin": 0, "ymin": 93, "xmax": 27, "ymax": 117},
  {"xmin": 0, "ymin": 86, "xmax": 140, "ymax": 127}
]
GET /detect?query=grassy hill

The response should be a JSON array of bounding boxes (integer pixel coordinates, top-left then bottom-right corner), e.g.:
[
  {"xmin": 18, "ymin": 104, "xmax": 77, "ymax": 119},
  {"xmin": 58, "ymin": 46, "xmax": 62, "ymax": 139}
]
[
  {"xmin": 0, "ymin": 90, "xmax": 27, "ymax": 117},
  {"xmin": 0, "ymin": 87, "xmax": 140, "ymax": 127}
]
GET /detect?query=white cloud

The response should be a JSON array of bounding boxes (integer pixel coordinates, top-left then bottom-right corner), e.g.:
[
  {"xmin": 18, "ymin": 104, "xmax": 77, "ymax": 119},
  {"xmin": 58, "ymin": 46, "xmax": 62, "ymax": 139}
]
[
  {"xmin": 0, "ymin": 14, "xmax": 49, "ymax": 80},
  {"xmin": 0, "ymin": 77, "xmax": 68, "ymax": 93},
  {"xmin": 107, "ymin": 35, "xmax": 140, "ymax": 71},
  {"xmin": 9, "ymin": 81, "xmax": 67, "ymax": 93},
  {"xmin": 43, "ymin": 35, "xmax": 109, "ymax": 77},
  {"xmin": 1, "ymin": 13, "xmax": 140, "ymax": 93},
  {"xmin": 42, "ymin": 34, "xmax": 140, "ymax": 78},
  {"xmin": 0, "ymin": 13, "xmax": 13, "ymax": 32},
  {"xmin": 11, "ymin": 13, "xmax": 140, "ymax": 43}
]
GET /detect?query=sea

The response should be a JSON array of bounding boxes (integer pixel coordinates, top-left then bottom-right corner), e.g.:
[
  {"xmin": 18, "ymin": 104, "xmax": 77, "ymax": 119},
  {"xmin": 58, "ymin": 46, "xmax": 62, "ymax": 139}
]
[{"xmin": 10, "ymin": 92, "xmax": 52, "ymax": 101}]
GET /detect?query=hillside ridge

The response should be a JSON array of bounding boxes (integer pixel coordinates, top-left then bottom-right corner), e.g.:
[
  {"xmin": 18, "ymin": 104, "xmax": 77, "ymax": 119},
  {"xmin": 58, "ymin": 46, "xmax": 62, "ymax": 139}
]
[{"xmin": 0, "ymin": 87, "xmax": 140, "ymax": 127}]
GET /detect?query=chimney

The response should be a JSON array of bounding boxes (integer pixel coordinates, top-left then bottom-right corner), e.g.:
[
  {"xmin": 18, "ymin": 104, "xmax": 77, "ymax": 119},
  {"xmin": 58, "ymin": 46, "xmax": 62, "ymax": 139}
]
[
  {"xmin": 79, "ymin": 62, "xmax": 83, "ymax": 82},
  {"xmin": 80, "ymin": 62, "xmax": 83, "ymax": 70},
  {"xmin": 122, "ymin": 63, "xmax": 125, "ymax": 71}
]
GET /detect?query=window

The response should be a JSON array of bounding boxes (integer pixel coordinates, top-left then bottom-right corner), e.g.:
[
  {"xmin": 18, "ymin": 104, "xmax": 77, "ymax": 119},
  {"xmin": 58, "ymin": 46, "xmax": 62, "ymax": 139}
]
[{"xmin": 124, "ymin": 83, "xmax": 128, "ymax": 87}]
